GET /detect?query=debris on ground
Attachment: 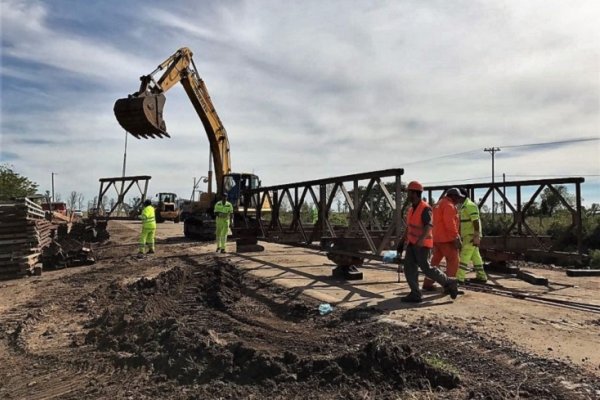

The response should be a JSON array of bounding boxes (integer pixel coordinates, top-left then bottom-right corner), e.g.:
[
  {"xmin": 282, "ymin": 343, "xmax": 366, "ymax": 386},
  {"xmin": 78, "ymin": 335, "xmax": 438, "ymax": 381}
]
[{"xmin": 0, "ymin": 221, "xmax": 598, "ymax": 399}]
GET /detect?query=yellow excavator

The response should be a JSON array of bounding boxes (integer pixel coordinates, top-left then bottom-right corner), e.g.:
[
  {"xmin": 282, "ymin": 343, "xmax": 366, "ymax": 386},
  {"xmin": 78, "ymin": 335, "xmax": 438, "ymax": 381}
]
[{"xmin": 114, "ymin": 47, "xmax": 260, "ymax": 240}]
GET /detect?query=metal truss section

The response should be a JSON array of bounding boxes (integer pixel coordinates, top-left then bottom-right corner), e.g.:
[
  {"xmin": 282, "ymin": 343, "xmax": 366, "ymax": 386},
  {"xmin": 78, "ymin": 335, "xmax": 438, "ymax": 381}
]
[
  {"xmin": 240, "ymin": 172, "xmax": 586, "ymax": 275},
  {"xmin": 239, "ymin": 169, "xmax": 406, "ymax": 274},
  {"xmin": 95, "ymin": 176, "xmax": 151, "ymax": 219},
  {"xmin": 423, "ymin": 177, "xmax": 585, "ymax": 261}
]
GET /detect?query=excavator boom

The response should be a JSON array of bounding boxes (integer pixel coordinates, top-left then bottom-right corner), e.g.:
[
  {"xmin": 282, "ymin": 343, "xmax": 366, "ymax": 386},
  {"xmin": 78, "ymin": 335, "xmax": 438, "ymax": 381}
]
[
  {"xmin": 113, "ymin": 47, "xmax": 231, "ymax": 191},
  {"xmin": 113, "ymin": 47, "xmax": 263, "ymax": 245}
]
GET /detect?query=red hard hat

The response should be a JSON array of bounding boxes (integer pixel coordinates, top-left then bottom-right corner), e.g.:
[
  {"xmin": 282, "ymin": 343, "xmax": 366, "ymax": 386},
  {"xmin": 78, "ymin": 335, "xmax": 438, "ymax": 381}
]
[{"xmin": 407, "ymin": 181, "xmax": 424, "ymax": 191}]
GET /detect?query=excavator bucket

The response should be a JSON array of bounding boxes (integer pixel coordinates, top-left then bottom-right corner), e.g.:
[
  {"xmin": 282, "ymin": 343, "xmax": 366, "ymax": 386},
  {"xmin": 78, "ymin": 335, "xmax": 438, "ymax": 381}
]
[{"xmin": 113, "ymin": 94, "xmax": 170, "ymax": 139}]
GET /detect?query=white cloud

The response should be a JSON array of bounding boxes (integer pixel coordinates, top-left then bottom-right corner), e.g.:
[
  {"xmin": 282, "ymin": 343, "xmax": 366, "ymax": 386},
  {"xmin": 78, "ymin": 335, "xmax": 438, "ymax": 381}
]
[{"xmin": 1, "ymin": 0, "xmax": 599, "ymax": 206}]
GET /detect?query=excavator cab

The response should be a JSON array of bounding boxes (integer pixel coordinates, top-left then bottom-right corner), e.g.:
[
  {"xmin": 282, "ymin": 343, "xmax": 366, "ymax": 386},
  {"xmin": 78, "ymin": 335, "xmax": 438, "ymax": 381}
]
[
  {"xmin": 223, "ymin": 173, "xmax": 260, "ymax": 208},
  {"xmin": 113, "ymin": 93, "xmax": 170, "ymax": 139}
]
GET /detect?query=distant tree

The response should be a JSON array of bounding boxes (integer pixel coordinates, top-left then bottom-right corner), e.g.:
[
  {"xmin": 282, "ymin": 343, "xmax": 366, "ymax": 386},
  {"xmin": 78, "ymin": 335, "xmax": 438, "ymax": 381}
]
[
  {"xmin": 67, "ymin": 191, "xmax": 79, "ymax": 210},
  {"xmin": 587, "ymin": 203, "xmax": 600, "ymax": 217},
  {"xmin": 540, "ymin": 185, "xmax": 574, "ymax": 215},
  {"xmin": 524, "ymin": 201, "xmax": 541, "ymax": 217},
  {"xmin": 66, "ymin": 191, "xmax": 85, "ymax": 211},
  {"xmin": 129, "ymin": 197, "xmax": 140, "ymax": 207},
  {"xmin": 0, "ymin": 164, "xmax": 38, "ymax": 200},
  {"xmin": 77, "ymin": 193, "xmax": 85, "ymax": 210}
]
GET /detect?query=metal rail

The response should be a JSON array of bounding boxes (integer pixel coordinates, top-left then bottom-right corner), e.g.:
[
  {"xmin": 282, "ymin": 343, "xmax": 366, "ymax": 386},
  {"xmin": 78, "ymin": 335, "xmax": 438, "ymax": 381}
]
[{"xmin": 463, "ymin": 281, "xmax": 600, "ymax": 314}]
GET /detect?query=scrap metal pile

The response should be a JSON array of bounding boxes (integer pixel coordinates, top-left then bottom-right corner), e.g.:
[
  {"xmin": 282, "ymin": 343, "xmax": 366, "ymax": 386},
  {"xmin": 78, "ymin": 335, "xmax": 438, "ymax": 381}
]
[
  {"xmin": 40, "ymin": 220, "xmax": 99, "ymax": 270},
  {"xmin": 0, "ymin": 199, "xmax": 52, "ymax": 279}
]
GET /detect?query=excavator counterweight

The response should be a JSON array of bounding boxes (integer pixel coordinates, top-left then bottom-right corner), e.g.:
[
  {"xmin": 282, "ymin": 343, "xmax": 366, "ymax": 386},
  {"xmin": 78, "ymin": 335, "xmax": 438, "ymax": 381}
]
[{"xmin": 114, "ymin": 94, "xmax": 170, "ymax": 139}]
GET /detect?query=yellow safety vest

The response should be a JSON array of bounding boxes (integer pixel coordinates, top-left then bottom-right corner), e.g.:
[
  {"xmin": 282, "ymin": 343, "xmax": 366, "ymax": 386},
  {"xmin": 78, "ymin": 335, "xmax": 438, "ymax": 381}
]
[
  {"xmin": 141, "ymin": 205, "xmax": 156, "ymax": 229},
  {"xmin": 460, "ymin": 198, "xmax": 481, "ymax": 237},
  {"xmin": 214, "ymin": 201, "xmax": 233, "ymax": 219}
]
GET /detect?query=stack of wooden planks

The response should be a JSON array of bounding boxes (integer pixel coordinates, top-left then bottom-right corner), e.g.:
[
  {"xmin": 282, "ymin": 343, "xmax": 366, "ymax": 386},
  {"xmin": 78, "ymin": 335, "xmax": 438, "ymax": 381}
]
[{"xmin": 0, "ymin": 198, "xmax": 54, "ymax": 280}]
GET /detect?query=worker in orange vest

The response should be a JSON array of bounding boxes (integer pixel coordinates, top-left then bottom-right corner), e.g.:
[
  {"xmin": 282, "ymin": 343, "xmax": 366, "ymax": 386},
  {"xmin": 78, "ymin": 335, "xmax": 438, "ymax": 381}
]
[
  {"xmin": 422, "ymin": 188, "xmax": 463, "ymax": 291},
  {"xmin": 400, "ymin": 181, "xmax": 458, "ymax": 303}
]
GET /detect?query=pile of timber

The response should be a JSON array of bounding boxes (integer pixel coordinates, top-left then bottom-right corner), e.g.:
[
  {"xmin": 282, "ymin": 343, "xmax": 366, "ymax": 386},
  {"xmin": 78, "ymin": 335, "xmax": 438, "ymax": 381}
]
[{"xmin": 0, "ymin": 199, "xmax": 53, "ymax": 280}]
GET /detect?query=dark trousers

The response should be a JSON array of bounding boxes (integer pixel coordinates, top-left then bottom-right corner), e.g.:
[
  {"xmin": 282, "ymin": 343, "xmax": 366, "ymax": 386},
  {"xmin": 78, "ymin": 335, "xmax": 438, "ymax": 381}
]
[{"xmin": 404, "ymin": 243, "xmax": 449, "ymax": 296}]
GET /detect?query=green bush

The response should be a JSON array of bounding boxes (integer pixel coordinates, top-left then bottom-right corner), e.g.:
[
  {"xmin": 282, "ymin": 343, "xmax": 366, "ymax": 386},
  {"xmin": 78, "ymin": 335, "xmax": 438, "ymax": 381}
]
[
  {"xmin": 583, "ymin": 220, "xmax": 600, "ymax": 251},
  {"xmin": 480, "ymin": 214, "xmax": 513, "ymax": 236},
  {"xmin": 590, "ymin": 250, "xmax": 600, "ymax": 269}
]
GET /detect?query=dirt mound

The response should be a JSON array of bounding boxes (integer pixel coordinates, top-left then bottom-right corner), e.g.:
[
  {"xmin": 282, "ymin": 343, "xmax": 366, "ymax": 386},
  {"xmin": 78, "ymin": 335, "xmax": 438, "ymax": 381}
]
[{"xmin": 84, "ymin": 259, "xmax": 459, "ymax": 395}]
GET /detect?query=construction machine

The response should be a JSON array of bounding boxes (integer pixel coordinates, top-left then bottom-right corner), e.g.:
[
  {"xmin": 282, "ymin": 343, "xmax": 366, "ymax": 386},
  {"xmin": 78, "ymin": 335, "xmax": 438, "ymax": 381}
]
[
  {"xmin": 155, "ymin": 192, "xmax": 180, "ymax": 223},
  {"xmin": 114, "ymin": 48, "xmax": 261, "ymax": 242}
]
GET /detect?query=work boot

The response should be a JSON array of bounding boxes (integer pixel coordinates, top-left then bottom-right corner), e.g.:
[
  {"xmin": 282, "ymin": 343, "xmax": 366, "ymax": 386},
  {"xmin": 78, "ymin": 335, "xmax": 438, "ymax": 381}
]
[
  {"xmin": 148, "ymin": 249, "xmax": 155, "ymax": 254},
  {"xmin": 445, "ymin": 278, "xmax": 459, "ymax": 300},
  {"xmin": 473, "ymin": 264, "xmax": 487, "ymax": 282},
  {"xmin": 136, "ymin": 252, "xmax": 145, "ymax": 259},
  {"xmin": 456, "ymin": 269, "xmax": 466, "ymax": 285},
  {"xmin": 400, "ymin": 293, "xmax": 422, "ymax": 303},
  {"xmin": 220, "ymin": 248, "xmax": 226, "ymax": 254}
]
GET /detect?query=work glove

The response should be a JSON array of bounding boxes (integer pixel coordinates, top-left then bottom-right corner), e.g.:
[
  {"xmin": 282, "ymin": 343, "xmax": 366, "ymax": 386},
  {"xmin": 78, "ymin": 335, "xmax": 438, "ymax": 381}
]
[
  {"xmin": 400, "ymin": 241, "xmax": 409, "ymax": 264},
  {"xmin": 396, "ymin": 239, "xmax": 405, "ymax": 252},
  {"xmin": 472, "ymin": 233, "xmax": 481, "ymax": 246},
  {"xmin": 454, "ymin": 237, "xmax": 462, "ymax": 250}
]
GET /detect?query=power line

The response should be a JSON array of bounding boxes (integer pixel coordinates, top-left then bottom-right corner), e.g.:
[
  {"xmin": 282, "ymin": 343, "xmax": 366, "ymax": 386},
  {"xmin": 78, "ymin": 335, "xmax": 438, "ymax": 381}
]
[
  {"xmin": 506, "ymin": 174, "xmax": 600, "ymax": 178},
  {"xmin": 402, "ymin": 137, "xmax": 598, "ymax": 167},
  {"xmin": 501, "ymin": 137, "xmax": 599, "ymax": 149},
  {"xmin": 422, "ymin": 176, "xmax": 490, "ymax": 185},
  {"xmin": 402, "ymin": 149, "xmax": 480, "ymax": 166},
  {"xmin": 423, "ymin": 175, "xmax": 600, "ymax": 186}
]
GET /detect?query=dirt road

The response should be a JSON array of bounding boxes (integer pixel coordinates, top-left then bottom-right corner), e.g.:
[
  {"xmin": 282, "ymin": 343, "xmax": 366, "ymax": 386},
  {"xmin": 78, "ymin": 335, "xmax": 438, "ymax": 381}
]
[{"xmin": 0, "ymin": 220, "xmax": 598, "ymax": 399}]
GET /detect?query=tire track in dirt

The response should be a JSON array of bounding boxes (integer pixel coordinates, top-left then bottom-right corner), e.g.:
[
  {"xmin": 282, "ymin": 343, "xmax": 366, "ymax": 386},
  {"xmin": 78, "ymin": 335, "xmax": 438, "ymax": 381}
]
[{"xmin": 0, "ymin": 237, "xmax": 195, "ymax": 400}]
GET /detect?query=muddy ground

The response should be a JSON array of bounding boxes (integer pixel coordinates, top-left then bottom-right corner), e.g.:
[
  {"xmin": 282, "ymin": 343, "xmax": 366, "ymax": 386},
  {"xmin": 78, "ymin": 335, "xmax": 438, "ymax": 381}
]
[{"xmin": 0, "ymin": 221, "xmax": 599, "ymax": 399}]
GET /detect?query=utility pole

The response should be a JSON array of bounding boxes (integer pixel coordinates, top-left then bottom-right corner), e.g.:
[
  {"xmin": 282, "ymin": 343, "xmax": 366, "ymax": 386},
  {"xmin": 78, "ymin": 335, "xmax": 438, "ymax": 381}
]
[
  {"xmin": 484, "ymin": 147, "xmax": 501, "ymax": 221},
  {"xmin": 122, "ymin": 130, "xmax": 128, "ymax": 178},
  {"xmin": 51, "ymin": 172, "xmax": 56, "ymax": 203},
  {"xmin": 119, "ymin": 131, "xmax": 129, "ymax": 217},
  {"xmin": 502, "ymin": 173, "xmax": 506, "ymax": 215}
]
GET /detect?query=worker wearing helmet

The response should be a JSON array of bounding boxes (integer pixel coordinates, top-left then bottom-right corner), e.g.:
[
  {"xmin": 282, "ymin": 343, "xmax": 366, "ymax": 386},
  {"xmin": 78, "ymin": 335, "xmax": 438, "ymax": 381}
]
[
  {"xmin": 455, "ymin": 189, "xmax": 487, "ymax": 283},
  {"xmin": 214, "ymin": 192, "xmax": 233, "ymax": 253},
  {"xmin": 422, "ymin": 187, "xmax": 463, "ymax": 291},
  {"xmin": 138, "ymin": 199, "xmax": 156, "ymax": 256},
  {"xmin": 400, "ymin": 181, "xmax": 458, "ymax": 302}
]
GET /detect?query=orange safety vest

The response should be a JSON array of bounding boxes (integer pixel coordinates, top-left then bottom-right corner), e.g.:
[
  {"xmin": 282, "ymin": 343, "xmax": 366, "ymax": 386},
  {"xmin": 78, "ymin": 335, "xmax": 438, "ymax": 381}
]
[{"xmin": 407, "ymin": 200, "xmax": 433, "ymax": 248}]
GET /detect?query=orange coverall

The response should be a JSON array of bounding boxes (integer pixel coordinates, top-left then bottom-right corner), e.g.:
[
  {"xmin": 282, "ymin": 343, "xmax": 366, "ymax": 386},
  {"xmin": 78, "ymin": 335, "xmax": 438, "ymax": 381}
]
[{"xmin": 423, "ymin": 196, "xmax": 460, "ymax": 289}]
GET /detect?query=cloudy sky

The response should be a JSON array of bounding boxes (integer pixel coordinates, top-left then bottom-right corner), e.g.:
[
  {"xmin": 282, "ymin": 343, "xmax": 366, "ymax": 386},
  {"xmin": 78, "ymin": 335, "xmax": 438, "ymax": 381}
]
[{"xmin": 1, "ymin": 0, "xmax": 599, "ymax": 207}]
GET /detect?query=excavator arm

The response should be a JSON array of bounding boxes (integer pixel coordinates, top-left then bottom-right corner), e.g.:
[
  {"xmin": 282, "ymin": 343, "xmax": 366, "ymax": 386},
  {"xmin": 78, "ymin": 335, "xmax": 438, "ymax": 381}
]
[{"xmin": 114, "ymin": 47, "xmax": 231, "ymax": 195}]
